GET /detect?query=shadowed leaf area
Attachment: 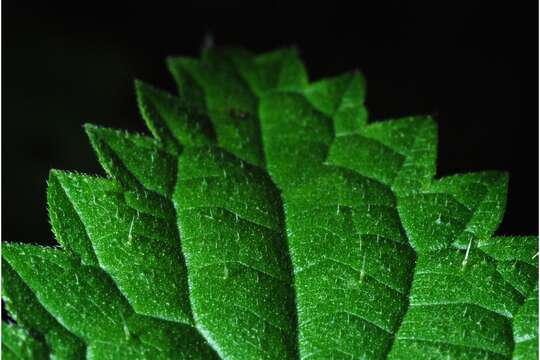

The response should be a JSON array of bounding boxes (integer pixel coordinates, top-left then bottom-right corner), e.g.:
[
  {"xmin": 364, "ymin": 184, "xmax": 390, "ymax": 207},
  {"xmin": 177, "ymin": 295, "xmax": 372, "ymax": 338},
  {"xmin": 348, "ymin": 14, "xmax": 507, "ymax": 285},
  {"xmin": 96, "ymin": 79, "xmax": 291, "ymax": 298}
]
[{"xmin": 2, "ymin": 48, "xmax": 538, "ymax": 359}]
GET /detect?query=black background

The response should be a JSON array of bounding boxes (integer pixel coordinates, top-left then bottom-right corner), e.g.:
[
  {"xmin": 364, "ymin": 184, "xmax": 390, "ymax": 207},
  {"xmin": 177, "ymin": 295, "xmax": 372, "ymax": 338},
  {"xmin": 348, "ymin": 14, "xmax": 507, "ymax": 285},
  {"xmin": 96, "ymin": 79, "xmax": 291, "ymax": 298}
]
[{"xmin": 3, "ymin": 1, "xmax": 539, "ymax": 245}]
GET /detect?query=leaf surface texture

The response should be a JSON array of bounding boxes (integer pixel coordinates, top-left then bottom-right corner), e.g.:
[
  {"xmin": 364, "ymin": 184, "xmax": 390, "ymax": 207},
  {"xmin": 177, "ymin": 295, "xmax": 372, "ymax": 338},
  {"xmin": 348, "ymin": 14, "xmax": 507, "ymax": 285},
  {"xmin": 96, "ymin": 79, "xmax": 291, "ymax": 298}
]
[{"xmin": 3, "ymin": 47, "xmax": 537, "ymax": 360}]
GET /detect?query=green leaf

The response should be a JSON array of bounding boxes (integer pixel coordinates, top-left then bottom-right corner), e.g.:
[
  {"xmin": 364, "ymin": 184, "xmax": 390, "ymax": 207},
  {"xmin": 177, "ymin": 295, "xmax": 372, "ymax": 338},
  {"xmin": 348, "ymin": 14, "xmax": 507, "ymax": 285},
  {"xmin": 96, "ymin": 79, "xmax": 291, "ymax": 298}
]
[
  {"xmin": 85, "ymin": 125, "xmax": 177, "ymax": 196},
  {"xmin": 479, "ymin": 236, "xmax": 538, "ymax": 296},
  {"xmin": 304, "ymin": 71, "xmax": 367, "ymax": 134},
  {"xmin": 513, "ymin": 284, "xmax": 539, "ymax": 360},
  {"xmin": 3, "ymin": 47, "xmax": 537, "ymax": 359},
  {"xmin": 390, "ymin": 249, "xmax": 520, "ymax": 359},
  {"xmin": 330, "ymin": 116, "xmax": 437, "ymax": 195},
  {"xmin": 47, "ymin": 171, "xmax": 99, "ymax": 266},
  {"xmin": 259, "ymin": 92, "xmax": 334, "ymax": 187},
  {"xmin": 168, "ymin": 48, "xmax": 266, "ymax": 167},
  {"xmin": 2, "ymin": 323, "xmax": 48, "ymax": 360},
  {"xmin": 398, "ymin": 171, "xmax": 508, "ymax": 252},
  {"xmin": 255, "ymin": 88, "xmax": 420, "ymax": 357},
  {"xmin": 174, "ymin": 146, "xmax": 297, "ymax": 359},
  {"xmin": 3, "ymin": 244, "xmax": 216, "ymax": 359},
  {"xmin": 86, "ymin": 121, "xmax": 298, "ymax": 358},
  {"xmin": 224, "ymin": 47, "xmax": 308, "ymax": 95},
  {"xmin": 50, "ymin": 170, "xmax": 193, "ymax": 324},
  {"xmin": 2, "ymin": 263, "xmax": 85, "ymax": 359},
  {"xmin": 135, "ymin": 79, "xmax": 215, "ymax": 152}
]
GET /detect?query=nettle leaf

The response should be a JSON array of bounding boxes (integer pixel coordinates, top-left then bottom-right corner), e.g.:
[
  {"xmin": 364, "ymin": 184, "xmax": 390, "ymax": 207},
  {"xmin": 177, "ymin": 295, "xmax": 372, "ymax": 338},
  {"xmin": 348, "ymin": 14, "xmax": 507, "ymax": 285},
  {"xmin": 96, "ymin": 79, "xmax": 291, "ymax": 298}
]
[
  {"xmin": 3, "ymin": 47, "xmax": 537, "ymax": 359},
  {"xmin": 2, "ymin": 263, "xmax": 85, "ymax": 358},
  {"xmin": 513, "ymin": 284, "xmax": 539, "ymax": 360},
  {"xmin": 2, "ymin": 323, "xmax": 48, "ymax": 360}
]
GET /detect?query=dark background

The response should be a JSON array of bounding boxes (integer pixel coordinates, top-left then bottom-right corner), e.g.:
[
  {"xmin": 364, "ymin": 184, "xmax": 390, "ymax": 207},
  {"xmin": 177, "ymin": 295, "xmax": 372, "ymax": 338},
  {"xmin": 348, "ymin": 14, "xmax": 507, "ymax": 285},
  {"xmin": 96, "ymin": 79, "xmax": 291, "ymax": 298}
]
[{"xmin": 3, "ymin": 1, "xmax": 538, "ymax": 245}]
